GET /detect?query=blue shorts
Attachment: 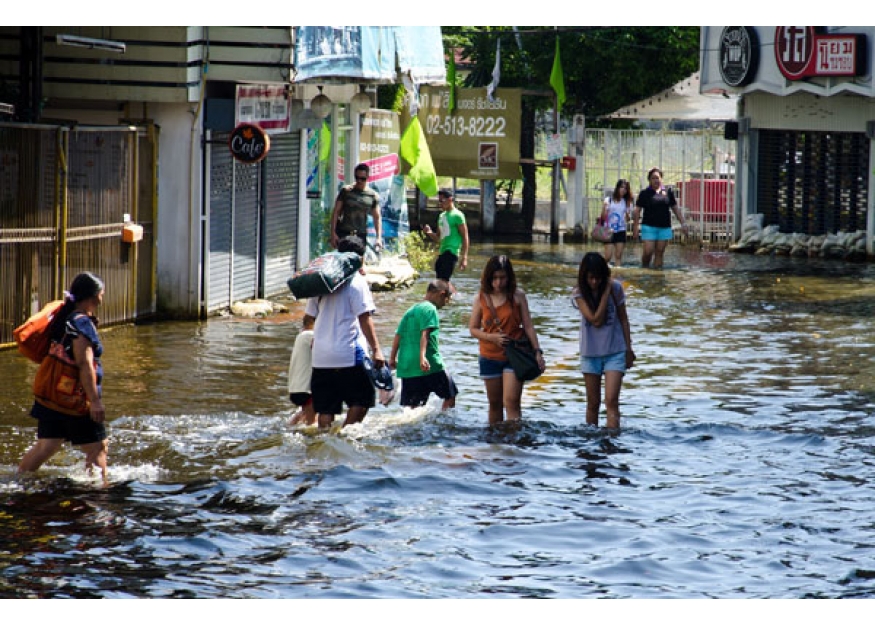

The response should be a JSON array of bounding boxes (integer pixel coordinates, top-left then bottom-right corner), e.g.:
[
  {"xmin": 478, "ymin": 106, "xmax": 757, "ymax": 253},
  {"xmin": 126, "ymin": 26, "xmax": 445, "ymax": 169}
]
[
  {"xmin": 580, "ymin": 351, "xmax": 627, "ymax": 375},
  {"xmin": 640, "ymin": 224, "xmax": 673, "ymax": 241},
  {"xmin": 479, "ymin": 356, "xmax": 514, "ymax": 379}
]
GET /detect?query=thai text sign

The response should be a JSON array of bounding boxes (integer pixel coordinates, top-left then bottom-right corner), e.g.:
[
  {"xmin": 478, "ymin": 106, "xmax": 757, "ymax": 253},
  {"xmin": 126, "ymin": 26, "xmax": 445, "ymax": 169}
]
[
  {"xmin": 417, "ymin": 86, "xmax": 521, "ymax": 179},
  {"xmin": 775, "ymin": 27, "xmax": 866, "ymax": 79},
  {"xmin": 235, "ymin": 84, "xmax": 289, "ymax": 134}
]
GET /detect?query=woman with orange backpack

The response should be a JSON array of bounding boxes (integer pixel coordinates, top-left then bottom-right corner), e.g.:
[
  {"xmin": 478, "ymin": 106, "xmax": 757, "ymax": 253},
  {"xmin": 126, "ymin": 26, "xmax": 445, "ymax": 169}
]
[{"xmin": 18, "ymin": 272, "xmax": 108, "ymax": 482}]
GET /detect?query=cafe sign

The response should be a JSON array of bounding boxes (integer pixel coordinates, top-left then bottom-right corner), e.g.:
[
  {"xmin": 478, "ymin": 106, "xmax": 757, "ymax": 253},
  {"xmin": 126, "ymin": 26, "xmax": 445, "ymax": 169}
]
[
  {"xmin": 229, "ymin": 123, "xmax": 270, "ymax": 164},
  {"xmin": 775, "ymin": 27, "xmax": 867, "ymax": 79}
]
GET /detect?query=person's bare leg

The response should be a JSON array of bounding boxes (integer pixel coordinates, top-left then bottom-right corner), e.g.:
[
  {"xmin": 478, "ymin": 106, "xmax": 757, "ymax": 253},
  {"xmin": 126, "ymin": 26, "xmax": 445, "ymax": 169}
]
[
  {"xmin": 603, "ymin": 370, "xmax": 624, "ymax": 429},
  {"xmin": 584, "ymin": 373, "xmax": 602, "ymax": 426},
  {"xmin": 484, "ymin": 377, "xmax": 505, "ymax": 425},
  {"xmin": 342, "ymin": 405, "xmax": 369, "ymax": 427},
  {"xmin": 18, "ymin": 438, "xmax": 64, "ymax": 474},
  {"xmin": 82, "ymin": 439, "xmax": 109, "ymax": 483}
]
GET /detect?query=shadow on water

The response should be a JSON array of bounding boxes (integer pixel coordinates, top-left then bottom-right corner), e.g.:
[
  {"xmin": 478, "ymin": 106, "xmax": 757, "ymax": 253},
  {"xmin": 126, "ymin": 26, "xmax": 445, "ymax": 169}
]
[{"xmin": 2, "ymin": 239, "xmax": 875, "ymax": 598}]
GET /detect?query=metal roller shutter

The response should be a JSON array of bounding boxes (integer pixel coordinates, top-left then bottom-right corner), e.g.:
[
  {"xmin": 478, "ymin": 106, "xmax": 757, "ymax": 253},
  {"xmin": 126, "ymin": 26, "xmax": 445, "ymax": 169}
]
[
  {"xmin": 757, "ymin": 129, "xmax": 868, "ymax": 234},
  {"xmin": 262, "ymin": 133, "xmax": 299, "ymax": 297}
]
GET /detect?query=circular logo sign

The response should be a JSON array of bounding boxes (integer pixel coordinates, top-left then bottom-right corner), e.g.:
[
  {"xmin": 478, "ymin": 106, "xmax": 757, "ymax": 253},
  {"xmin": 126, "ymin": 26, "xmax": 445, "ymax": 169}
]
[
  {"xmin": 229, "ymin": 123, "xmax": 270, "ymax": 164},
  {"xmin": 719, "ymin": 27, "xmax": 759, "ymax": 87},
  {"xmin": 775, "ymin": 26, "xmax": 816, "ymax": 80}
]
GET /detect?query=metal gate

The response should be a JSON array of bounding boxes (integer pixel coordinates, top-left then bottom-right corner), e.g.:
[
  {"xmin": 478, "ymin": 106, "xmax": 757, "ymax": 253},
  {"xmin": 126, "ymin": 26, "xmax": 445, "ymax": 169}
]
[
  {"xmin": 0, "ymin": 122, "xmax": 156, "ymax": 347},
  {"xmin": 583, "ymin": 127, "xmax": 736, "ymax": 243},
  {"xmin": 757, "ymin": 129, "xmax": 868, "ymax": 235},
  {"xmin": 206, "ymin": 132, "xmax": 300, "ymax": 313}
]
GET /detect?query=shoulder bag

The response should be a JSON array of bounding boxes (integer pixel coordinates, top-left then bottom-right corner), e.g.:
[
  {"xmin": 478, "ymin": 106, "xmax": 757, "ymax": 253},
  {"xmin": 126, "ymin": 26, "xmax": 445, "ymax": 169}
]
[
  {"xmin": 33, "ymin": 314, "xmax": 96, "ymax": 416},
  {"xmin": 483, "ymin": 293, "xmax": 542, "ymax": 382}
]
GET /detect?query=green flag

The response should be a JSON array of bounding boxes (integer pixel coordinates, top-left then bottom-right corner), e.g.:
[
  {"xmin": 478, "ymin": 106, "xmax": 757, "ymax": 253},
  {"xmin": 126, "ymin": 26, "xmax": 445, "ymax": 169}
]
[
  {"xmin": 400, "ymin": 116, "xmax": 438, "ymax": 197},
  {"xmin": 447, "ymin": 48, "xmax": 456, "ymax": 114},
  {"xmin": 318, "ymin": 120, "xmax": 331, "ymax": 163},
  {"xmin": 550, "ymin": 36, "xmax": 566, "ymax": 110}
]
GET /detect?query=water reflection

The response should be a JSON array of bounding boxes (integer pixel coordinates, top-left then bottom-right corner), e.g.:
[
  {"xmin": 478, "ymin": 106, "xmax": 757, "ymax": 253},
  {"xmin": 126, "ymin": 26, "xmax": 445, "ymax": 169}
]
[{"xmin": 1, "ymin": 240, "xmax": 875, "ymax": 598}]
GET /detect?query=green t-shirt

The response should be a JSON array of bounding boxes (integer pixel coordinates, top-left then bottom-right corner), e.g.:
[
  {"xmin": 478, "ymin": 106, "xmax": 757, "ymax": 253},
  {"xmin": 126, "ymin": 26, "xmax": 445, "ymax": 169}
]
[
  {"xmin": 438, "ymin": 207, "xmax": 466, "ymax": 255},
  {"xmin": 395, "ymin": 301, "xmax": 444, "ymax": 379}
]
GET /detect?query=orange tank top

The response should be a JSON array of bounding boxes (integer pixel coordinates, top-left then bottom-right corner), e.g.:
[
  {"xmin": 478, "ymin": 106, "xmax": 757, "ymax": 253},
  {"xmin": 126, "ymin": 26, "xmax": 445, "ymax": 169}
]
[{"xmin": 479, "ymin": 291, "xmax": 524, "ymax": 360}]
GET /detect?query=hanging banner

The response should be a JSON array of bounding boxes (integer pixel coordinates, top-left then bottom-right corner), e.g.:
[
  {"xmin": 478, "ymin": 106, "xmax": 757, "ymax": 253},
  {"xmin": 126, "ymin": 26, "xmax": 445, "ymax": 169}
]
[
  {"xmin": 359, "ymin": 110, "xmax": 407, "ymax": 243},
  {"xmin": 235, "ymin": 84, "xmax": 290, "ymax": 134},
  {"xmin": 415, "ymin": 86, "xmax": 521, "ymax": 179},
  {"xmin": 295, "ymin": 27, "xmax": 445, "ymax": 83}
]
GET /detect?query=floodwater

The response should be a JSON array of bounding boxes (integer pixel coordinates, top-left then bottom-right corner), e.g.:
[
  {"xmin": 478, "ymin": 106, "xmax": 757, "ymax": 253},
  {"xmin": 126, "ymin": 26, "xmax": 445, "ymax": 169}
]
[{"xmin": 2, "ymin": 239, "xmax": 875, "ymax": 600}]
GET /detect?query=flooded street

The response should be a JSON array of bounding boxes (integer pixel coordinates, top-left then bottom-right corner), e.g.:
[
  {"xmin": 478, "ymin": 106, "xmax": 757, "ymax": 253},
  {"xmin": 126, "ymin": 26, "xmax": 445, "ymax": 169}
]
[{"xmin": 2, "ymin": 239, "xmax": 875, "ymax": 598}]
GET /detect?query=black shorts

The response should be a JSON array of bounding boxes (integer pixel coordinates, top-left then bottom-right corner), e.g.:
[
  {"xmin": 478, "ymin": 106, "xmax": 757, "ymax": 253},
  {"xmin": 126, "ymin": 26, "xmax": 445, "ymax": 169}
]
[
  {"xmin": 400, "ymin": 370, "xmax": 458, "ymax": 407},
  {"xmin": 30, "ymin": 401, "xmax": 107, "ymax": 446},
  {"xmin": 434, "ymin": 251, "xmax": 459, "ymax": 281},
  {"xmin": 289, "ymin": 392, "xmax": 312, "ymax": 407},
  {"xmin": 611, "ymin": 231, "xmax": 628, "ymax": 244},
  {"xmin": 311, "ymin": 365, "xmax": 375, "ymax": 415}
]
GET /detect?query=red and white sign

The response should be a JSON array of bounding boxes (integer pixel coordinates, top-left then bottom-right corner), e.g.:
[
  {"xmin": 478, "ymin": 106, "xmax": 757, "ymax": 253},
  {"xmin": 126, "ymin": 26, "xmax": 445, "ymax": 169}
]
[
  {"xmin": 363, "ymin": 154, "xmax": 400, "ymax": 181},
  {"xmin": 235, "ymin": 84, "xmax": 290, "ymax": 134},
  {"xmin": 775, "ymin": 27, "xmax": 865, "ymax": 79}
]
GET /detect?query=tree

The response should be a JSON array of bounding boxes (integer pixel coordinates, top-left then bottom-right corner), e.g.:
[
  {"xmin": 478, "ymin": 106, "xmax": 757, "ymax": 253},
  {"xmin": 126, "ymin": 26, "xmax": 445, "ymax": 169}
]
[{"xmin": 446, "ymin": 26, "xmax": 700, "ymax": 124}]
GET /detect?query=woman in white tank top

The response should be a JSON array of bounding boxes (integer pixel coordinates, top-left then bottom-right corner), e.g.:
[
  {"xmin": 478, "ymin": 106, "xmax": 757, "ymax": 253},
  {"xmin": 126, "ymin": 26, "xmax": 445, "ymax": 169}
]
[{"xmin": 600, "ymin": 179, "xmax": 634, "ymax": 267}]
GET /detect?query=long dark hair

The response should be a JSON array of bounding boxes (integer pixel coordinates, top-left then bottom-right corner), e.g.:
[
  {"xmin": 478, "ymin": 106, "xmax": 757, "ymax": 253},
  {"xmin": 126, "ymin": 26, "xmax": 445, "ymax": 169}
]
[
  {"xmin": 52, "ymin": 271, "xmax": 104, "ymax": 339},
  {"xmin": 612, "ymin": 179, "xmax": 633, "ymax": 206},
  {"xmin": 577, "ymin": 252, "xmax": 611, "ymax": 311},
  {"xmin": 480, "ymin": 254, "xmax": 517, "ymax": 296}
]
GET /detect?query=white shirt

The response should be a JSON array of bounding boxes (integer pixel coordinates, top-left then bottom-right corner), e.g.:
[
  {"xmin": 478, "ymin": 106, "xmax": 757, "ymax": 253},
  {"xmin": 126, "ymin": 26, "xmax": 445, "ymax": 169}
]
[
  {"xmin": 304, "ymin": 272, "xmax": 375, "ymax": 368},
  {"xmin": 604, "ymin": 198, "xmax": 631, "ymax": 233},
  {"xmin": 288, "ymin": 329, "xmax": 313, "ymax": 394}
]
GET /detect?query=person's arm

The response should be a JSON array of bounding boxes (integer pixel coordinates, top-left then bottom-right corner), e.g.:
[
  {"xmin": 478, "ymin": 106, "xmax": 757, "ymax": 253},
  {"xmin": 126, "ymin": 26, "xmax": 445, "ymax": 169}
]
[
  {"xmin": 574, "ymin": 285, "xmax": 611, "ymax": 326},
  {"xmin": 73, "ymin": 334, "xmax": 104, "ymax": 424},
  {"xmin": 388, "ymin": 333, "xmax": 400, "ymax": 370},
  {"xmin": 358, "ymin": 311, "xmax": 384, "ymax": 365},
  {"xmin": 632, "ymin": 201, "xmax": 642, "ymax": 239},
  {"xmin": 419, "ymin": 328, "xmax": 432, "ymax": 372},
  {"xmin": 371, "ymin": 200, "xmax": 382, "ymax": 248},
  {"xmin": 329, "ymin": 194, "xmax": 344, "ymax": 249},
  {"xmin": 468, "ymin": 295, "xmax": 505, "ymax": 347},
  {"xmin": 615, "ymin": 288, "xmax": 636, "ymax": 368},
  {"xmin": 601, "ymin": 199, "xmax": 610, "ymax": 223},
  {"xmin": 515, "ymin": 291, "xmax": 545, "ymax": 371},
  {"xmin": 458, "ymin": 221, "xmax": 469, "ymax": 270}
]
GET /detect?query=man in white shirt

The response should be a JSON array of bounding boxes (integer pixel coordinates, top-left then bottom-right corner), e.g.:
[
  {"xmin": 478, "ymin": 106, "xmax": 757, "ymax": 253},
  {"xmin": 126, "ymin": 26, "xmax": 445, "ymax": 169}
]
[{"xmin": 303, "ymin": 235, "xmax": 385, "ymax": 428}]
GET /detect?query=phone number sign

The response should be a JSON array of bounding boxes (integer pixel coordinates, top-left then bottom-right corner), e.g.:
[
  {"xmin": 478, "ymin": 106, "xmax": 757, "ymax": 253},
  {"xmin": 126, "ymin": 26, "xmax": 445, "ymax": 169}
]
[
  {"xmin": 775, "ymin": 27, "xmax": 866, "ymax": 79},
  {"xmin": 416, "ymin": 86, "xmax": 521, "ymax": 179}
]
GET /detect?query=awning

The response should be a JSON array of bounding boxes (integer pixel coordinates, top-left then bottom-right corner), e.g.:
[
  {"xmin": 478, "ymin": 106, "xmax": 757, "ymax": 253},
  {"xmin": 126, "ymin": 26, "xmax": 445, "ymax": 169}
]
[{"xmin": 608, "ymin": 72, "xmax": 738, "ymax": 121}]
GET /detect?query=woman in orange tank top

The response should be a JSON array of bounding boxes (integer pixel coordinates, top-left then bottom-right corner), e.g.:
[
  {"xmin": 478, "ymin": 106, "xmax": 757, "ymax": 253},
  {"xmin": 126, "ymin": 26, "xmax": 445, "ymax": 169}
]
[{"xmin": 468, "ymin": 255, "xmax": 545, "ymax": 425}]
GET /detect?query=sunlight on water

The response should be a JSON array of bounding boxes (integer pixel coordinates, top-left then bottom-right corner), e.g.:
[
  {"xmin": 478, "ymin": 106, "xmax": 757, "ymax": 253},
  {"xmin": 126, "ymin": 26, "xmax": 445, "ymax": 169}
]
[{"xmin": 2, "ymin": 241, "xmax": 875, "ymax": 599}]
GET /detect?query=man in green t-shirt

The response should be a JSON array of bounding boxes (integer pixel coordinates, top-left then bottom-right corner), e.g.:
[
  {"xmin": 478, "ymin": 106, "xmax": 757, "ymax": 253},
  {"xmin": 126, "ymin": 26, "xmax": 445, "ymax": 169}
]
[
  {"xmin": 388, "ymin": 279, "xmax": 458, "ymax": 410},
  {"xmin": 423, "ymin": 188, "xmax": 468, "ymax": 284},
  {"xmin": 330, "ymin": 163, "xmax": 382, "ymax": 250}
]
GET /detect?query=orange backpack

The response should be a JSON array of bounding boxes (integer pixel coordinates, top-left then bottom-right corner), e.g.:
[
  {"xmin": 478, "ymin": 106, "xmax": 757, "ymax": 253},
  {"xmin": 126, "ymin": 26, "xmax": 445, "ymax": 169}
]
[{"xmin": 13, "ymin": 300, "xmax": 65, "ymax": 363}]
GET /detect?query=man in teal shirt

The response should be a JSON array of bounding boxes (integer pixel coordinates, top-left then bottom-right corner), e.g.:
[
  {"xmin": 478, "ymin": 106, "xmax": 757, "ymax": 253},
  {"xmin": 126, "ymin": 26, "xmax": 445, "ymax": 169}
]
[
  {"xmin": 389, "ymin": 279, "xmax": 458, "ymax": 410},
  {"xmin": 423, "ymin": 188, "xmax": 468, "ymax": 284}
]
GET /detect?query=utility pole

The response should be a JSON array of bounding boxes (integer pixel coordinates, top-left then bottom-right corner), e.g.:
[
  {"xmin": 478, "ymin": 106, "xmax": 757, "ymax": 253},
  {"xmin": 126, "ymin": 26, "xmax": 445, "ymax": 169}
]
[{"xmin": 550, "ymin": 93, "xmax": 560, "ymax": 242}]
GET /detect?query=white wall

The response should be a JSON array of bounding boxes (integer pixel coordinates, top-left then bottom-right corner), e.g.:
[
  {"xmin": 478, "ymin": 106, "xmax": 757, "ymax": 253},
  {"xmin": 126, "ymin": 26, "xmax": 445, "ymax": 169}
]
[{"xmin": 150, "ymin": 102, "xmax": 201, "ymax": 317}]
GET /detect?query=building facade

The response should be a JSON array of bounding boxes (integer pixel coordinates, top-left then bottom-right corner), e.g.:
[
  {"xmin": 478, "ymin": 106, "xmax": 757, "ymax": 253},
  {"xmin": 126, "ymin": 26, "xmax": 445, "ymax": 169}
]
[{"xmin": 700, "ymin": 26, "xmax": 875, "ymax": 256}]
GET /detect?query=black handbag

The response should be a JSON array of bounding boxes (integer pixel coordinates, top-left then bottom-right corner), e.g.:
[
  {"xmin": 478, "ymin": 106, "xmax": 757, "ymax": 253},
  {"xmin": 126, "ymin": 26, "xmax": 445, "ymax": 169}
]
[
  {"xmin": 505, "ymin": 338, "xmax": 542, "ymax": 382},
  {"xmin": 482, "ymin": 293, "xmax": 543, "ymax": 382}
]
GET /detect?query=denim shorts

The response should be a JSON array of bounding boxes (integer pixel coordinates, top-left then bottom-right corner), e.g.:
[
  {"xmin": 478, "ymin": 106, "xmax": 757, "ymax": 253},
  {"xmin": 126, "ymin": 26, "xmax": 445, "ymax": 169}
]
[
  {"xmin": 479, "ymin": 356, "xmax": 514, "ymax": 379},
  {"xmin": 580, "ymin": 351, "xmax": 627, "ymax": 375},
  {"xmin": 640, "ymin": 224, "xmax": 673, "ymax": 241}
]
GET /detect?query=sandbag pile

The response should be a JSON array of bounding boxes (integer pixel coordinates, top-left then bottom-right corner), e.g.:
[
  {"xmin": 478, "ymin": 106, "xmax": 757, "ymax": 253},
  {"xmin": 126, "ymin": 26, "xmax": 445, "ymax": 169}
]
[
  {"xmin": 730, "ymin": 214, "xmax": 868, "ymax": 260},
  {"xmin": 364, "ymin": 255, "xmax": 419, "ymax": 291}
]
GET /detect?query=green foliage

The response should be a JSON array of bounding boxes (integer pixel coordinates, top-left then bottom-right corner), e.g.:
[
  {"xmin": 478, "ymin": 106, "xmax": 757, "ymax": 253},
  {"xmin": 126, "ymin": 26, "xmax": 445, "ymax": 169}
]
[
  {"xmin": 442, "ymin": 26, "xmax": 701, "ymax": 121},
  {"xmin": 401, "ymin": 231, "xmax": 435, "ymax": 274}
]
